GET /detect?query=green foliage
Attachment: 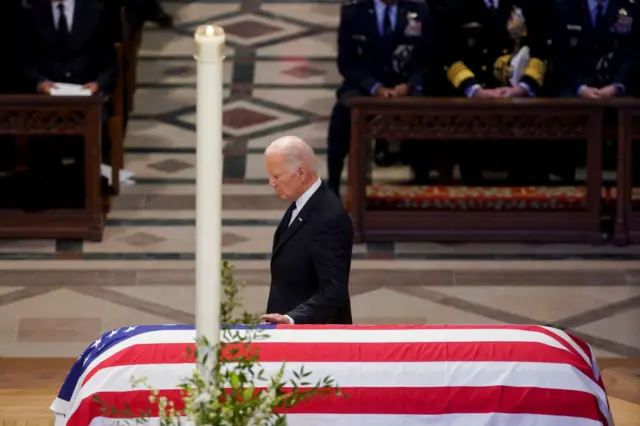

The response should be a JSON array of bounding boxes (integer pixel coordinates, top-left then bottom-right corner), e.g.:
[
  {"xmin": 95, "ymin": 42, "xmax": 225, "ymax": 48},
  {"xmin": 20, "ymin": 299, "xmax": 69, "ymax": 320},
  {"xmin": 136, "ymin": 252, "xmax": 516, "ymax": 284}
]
[{"xmin": 95, "ymin": 260, "xmax": 343, "ymax": 425}]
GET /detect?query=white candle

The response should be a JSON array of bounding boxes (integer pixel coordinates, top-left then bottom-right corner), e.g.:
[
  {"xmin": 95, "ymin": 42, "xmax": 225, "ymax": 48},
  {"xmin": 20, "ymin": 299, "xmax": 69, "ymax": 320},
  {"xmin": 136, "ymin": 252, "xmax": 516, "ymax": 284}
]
[{"xmin": 194, "ymin": 25, "xmax": 225, "ymax": 346}]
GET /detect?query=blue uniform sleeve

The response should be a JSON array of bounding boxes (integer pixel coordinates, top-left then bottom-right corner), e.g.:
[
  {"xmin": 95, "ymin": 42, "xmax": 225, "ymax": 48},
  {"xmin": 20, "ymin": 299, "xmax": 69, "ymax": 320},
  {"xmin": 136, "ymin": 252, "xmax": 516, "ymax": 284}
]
[{"xmin": 337, "ymin": 3, "xmax": 382, "ymax": 93}]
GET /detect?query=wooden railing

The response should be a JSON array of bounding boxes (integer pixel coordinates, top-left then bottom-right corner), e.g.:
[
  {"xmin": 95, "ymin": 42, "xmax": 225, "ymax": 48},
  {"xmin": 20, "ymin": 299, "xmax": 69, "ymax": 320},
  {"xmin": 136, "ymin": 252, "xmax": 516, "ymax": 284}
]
[
  {"xmin": 0, "ymin": 96, "xmax": 106, "ymax": 241},
  {"xmin": 612, "ymin": 98, "xmax": 640, "ymax": 245},
  {"xmin": 346, "ymin": 97, "xmax": 614, "ymax": 244}
]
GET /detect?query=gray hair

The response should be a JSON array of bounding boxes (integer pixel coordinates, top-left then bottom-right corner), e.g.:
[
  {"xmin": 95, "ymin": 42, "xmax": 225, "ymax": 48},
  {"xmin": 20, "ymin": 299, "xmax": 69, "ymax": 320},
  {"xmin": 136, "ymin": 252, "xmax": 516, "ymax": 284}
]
[{"xmin": 265, "ymin": 136, "xmax": 318, "ymax": 174}]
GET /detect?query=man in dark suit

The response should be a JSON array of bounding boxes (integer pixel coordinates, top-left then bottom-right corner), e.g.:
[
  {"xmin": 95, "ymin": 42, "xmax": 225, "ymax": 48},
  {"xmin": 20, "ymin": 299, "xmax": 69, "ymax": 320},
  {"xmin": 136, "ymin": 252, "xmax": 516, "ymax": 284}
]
[
  {"xmin": 21, "ymin": 0, "xmax": 117, "ymax": 95},
  {"xmin": 17, "ymin": 0, "xmax": 117, "ymax": 209},
  {"xmin": 327, "ymin": 0, "xmax": 437, "ymax": 194},
  {"xmin": 261, "ymin": 136, "xmax": 354, "ymax": 325}
]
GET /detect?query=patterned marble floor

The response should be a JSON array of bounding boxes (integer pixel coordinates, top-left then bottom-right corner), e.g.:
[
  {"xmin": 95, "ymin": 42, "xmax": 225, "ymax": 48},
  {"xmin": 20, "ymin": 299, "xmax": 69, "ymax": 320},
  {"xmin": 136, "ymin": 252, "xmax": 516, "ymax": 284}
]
[{"xmin": 0, "ymin": 0, "xmax": 639, "ymax": 359}]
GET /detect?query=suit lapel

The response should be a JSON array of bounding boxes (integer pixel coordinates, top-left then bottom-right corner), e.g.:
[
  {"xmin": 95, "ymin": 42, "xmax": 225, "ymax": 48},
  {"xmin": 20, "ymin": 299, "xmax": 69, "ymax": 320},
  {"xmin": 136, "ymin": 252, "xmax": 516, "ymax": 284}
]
[
  {"xmin": 581, "ymin": 0, "xmax": 599, "ymax": 32},
  {"xmin": 36, "ymin": 1, "xmax": 56, "ymax": 42},
  {"xmin": 68, "ymin": 0, "xmax": 93, "ymax": 46},
  {"xmin": 272, "ymin": 183, "xmax": 326, "ymax": 258},
  {"xmin": 367, "ymin": 0, "xmax": 381, "ymax": 39},
  {"xmin": 603, "ymin": 2, "xmax": 618, "ymax": 33},
  {"xmin": 272, "ymin": 211, "xmax": 289, "ymax": 252},
  {"xmin": 273, "ymin": 211, "xmax": 307, "ymax": 254}
]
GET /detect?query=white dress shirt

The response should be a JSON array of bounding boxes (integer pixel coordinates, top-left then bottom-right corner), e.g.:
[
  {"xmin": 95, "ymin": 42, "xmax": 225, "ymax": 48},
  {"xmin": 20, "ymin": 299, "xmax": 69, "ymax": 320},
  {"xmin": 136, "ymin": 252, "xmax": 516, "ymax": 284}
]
[
  {"xmin": 52, "ymin": 0, "xmax": 75, "ymax": 31},
  {"xmin": 283, "ymin": 178, "xmax": 322, "ymax": 324}
]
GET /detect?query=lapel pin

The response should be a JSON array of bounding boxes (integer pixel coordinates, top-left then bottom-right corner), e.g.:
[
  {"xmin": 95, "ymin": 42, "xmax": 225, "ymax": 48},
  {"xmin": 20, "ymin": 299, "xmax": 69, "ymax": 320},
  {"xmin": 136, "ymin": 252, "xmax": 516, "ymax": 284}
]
[{"xmin": 298, "ymin": 217, "xmax": 303, "ymax": 222}]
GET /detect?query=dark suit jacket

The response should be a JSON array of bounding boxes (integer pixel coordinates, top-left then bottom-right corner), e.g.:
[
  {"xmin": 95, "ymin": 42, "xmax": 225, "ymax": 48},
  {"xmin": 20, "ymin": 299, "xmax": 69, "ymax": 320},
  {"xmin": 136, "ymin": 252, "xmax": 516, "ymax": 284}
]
[
  {"xmin": 337, "ymin": 0, "xmax": 437, "ymax": 97},
  {"xmin": 21, "ymin": 0, "xmax": 117, "ymax": 93},
  {"xmin": 550, "ymin": 0, "xmax": 640, "ymax": 94},
  {"xmin": 267, "ymin": 183, "xmax": 354, "ymax": 324}
]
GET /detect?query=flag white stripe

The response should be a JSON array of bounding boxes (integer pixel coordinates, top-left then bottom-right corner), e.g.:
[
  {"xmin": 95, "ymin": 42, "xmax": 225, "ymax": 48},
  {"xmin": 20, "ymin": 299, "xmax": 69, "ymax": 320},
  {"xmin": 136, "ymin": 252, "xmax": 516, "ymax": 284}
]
[
  {"xmin": 88, "ymin": 413, "xmax": 604, "ymax": 426},
  {"xmin": 539, "ymin": 328, "xmax": 612, "ymax": 426},
  {"xmin": 72, "ymin": 361, "xmax": 608, "ymax": 417},
  {"xmin": 541, "ymin": 327, "xmax": 591, "ymax": 367}
]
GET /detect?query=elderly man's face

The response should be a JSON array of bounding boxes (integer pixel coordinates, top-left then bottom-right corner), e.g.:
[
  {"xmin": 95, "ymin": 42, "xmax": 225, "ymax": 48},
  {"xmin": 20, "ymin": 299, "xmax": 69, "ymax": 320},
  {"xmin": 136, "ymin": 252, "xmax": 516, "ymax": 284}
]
[{"xmin": 265, "ymin": 152, "xmax": 304, "ymax": 201}]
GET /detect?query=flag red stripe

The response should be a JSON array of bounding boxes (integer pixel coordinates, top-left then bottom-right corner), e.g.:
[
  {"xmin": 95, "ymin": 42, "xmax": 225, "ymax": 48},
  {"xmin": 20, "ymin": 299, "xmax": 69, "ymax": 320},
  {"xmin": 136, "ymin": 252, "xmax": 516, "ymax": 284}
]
[
  {"xmin": 82, "ymin": 341, "xmax": 596, "ymax": 386},
  {"xmin": 67, "ymin": 386, "xmax": 604, "ymax": 426},
  {"xmin": 272, "ymin": 325, "xmax": 590, "ymax": 364}
]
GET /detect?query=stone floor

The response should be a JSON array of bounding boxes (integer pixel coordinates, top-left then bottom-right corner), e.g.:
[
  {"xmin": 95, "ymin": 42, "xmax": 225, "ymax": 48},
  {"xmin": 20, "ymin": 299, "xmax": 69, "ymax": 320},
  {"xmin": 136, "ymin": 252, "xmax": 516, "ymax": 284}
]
[{"xmin": 0, "ymin": 0, "xmax": 639, "ymax": 359}]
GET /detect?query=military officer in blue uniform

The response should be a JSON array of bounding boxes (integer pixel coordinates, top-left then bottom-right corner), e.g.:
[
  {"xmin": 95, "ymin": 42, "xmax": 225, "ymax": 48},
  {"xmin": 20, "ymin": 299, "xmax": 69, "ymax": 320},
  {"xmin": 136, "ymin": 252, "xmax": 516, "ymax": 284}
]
[
  {"xmin": 549, "ymin": 0, "xmax": 639, "ymax": 182},
  {"xmin": 326, "ymin": 0, "xmax": 437, "ymax": 195},
  {"xmin": 442, "ymin": 0, "xmax": 549, "ymax": 184},
  {"xmin": 550, "ymin": 0, "xmax": 639, "ymax": 98}
]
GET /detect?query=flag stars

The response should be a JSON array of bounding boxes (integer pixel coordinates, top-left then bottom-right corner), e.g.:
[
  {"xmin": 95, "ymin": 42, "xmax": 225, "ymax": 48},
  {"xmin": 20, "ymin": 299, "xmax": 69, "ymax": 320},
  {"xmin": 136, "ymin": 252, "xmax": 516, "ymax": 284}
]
[{"xmin": 124, "ymin": 326, "xmax": 137, "ymax": 333}]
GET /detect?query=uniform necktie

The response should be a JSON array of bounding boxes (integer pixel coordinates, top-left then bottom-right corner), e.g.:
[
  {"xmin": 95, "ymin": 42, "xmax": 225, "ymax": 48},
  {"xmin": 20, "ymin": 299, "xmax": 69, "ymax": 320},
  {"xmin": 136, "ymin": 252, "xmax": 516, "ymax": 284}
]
[
  {"xmin": 281, "ymin": 202, "xmax": 297, "ymax": 230},
  {"xmin": 57, "ymin": 3, "xmax": 69, "ymax": 36},
  {"xmin": 382, "ymin": 5, "xmax": 393, "ymax": 37}
]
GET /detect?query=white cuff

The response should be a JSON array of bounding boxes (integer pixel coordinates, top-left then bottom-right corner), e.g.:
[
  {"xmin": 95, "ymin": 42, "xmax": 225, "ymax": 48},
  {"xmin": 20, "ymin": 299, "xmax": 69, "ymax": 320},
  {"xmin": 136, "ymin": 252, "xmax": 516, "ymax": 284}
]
[
  {"xmin": 284, "ymin": 315, "xmax": 295, "ymax": 324},
  {"xmin": 465, "ymin": 84, "xmax": 482, "ymax": 98}
]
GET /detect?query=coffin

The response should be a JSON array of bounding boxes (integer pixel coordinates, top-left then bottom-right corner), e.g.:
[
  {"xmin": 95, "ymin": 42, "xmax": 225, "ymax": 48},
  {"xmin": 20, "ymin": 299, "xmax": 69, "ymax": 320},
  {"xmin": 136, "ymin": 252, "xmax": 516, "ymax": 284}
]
[{"xmin": 52, "ymin": 324, "xmax": 613, "ymax": 426}]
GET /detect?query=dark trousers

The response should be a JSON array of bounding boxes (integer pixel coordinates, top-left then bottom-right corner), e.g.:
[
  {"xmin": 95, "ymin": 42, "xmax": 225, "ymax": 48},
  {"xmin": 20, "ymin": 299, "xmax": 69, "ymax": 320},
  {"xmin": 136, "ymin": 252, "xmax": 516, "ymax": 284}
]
[
  {"xmin": 327, "ymin": 100, "xmax": 351, "ymax": 195},
  {"xmin": 327, "ymin": 88, "xmax": 432, "ymax": 193}
]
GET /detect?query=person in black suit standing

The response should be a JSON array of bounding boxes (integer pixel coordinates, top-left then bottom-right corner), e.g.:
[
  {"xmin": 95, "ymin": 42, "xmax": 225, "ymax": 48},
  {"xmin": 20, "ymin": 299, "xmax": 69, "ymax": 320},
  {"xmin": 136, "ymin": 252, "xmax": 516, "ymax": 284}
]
[
  {"xmin": 21, "ymin": 0, "xmax": 117, "ymax": 95},
  {"xmin": 17, "ymin": 0, "xmax": 117, "ymax": 210},
  {"xmin": 261, "ymin": 136, "xmax": 354, "ymax": 325}
]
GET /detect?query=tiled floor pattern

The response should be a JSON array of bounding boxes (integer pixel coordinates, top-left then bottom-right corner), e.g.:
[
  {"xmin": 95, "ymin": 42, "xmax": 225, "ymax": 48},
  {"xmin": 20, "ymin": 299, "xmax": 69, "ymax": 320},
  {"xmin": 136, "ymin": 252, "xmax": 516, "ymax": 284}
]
[{"xmin": 0, "ymin": 0, "xmax": 639, "ymax": 358}]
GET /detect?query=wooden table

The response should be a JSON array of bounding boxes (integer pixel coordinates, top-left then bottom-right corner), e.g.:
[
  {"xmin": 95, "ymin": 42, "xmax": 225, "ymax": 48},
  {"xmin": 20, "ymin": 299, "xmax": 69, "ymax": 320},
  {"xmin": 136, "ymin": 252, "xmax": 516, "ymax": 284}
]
[
  {"xmin": 0, "ymin": 95, "xmax": 105, "ymax": 241},
  {"xmin": 346, "ymin": 97, "xmax": 606, "ymax": 243}
]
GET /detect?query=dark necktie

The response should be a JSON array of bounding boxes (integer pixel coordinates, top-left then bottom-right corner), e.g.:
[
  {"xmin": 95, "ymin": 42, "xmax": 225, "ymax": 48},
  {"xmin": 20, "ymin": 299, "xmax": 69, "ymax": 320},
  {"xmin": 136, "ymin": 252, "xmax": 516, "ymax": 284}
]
[
  {"xmin": 280, "ymin": 202, "xmax": 297, "ymax": 230},
  {"xmin": 383, "ymin": 6, "xmax": 393, "ymax": 37},
  {"xmin": 57, "ymin": 3, "xmax": 69, "ymax": 36}
]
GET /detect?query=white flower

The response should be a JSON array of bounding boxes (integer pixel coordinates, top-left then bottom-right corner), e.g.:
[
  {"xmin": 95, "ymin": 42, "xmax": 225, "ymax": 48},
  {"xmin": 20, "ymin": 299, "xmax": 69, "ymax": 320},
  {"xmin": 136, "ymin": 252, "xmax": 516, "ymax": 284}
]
[{"xmin": 194, "ymin": 391, "xmax": 211, "ymax": 406}]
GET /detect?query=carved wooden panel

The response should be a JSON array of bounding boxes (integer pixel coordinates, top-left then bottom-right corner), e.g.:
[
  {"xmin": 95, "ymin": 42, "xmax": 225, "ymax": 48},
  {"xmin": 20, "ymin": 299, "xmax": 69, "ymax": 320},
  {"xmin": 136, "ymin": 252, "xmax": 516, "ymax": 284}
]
[
  {"xmin": 0, "ymin": 110, "xmax": 85, "ymax": 134},
  {"xmin": 363, "ymin": 112, "xmax": 591, "ymax": 140}
]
